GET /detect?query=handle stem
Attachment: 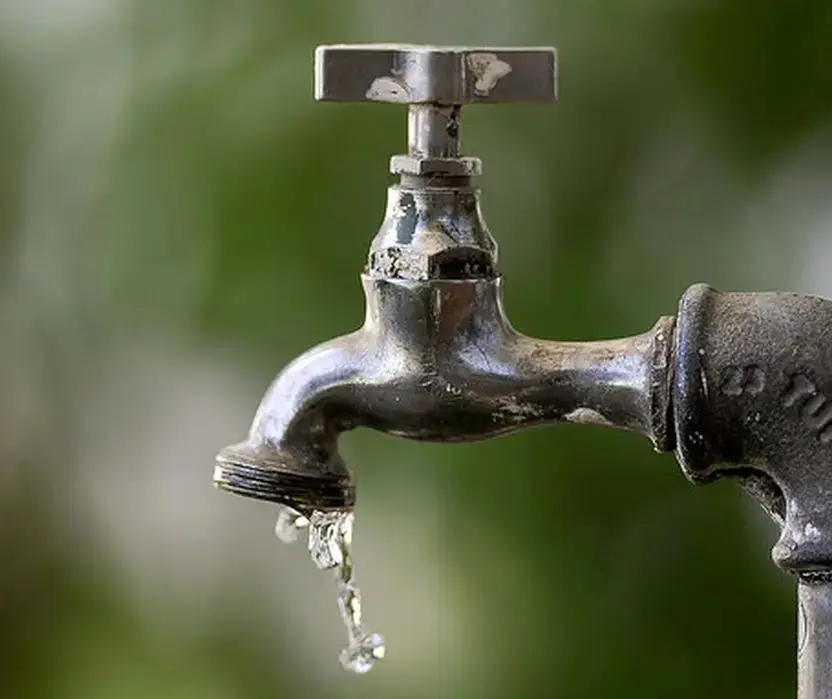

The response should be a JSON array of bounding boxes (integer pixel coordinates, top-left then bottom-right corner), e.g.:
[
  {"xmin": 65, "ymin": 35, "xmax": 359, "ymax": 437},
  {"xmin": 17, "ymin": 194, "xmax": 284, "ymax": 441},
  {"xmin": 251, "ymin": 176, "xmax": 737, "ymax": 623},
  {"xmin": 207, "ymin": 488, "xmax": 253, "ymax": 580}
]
[{"xmin": 408, "ymin": 104, "xmax": 462, "ymax": 159}]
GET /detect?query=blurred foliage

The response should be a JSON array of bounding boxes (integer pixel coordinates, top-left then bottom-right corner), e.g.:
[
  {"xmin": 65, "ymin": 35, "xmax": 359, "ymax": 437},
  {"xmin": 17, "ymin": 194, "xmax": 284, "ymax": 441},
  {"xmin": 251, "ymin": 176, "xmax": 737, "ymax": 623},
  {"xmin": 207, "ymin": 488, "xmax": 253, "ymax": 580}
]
[{"xmin": 1, "ymin": 1, "xmax": 831, "ymax": 698}]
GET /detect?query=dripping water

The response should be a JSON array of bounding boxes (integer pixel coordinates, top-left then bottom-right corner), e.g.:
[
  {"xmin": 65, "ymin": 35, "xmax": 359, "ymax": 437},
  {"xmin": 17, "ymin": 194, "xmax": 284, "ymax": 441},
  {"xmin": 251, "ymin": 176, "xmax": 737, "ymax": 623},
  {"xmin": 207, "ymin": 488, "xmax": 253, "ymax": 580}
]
[{"xmin": 275, "ymin": 505, "xmax": 386, "ymax": 673}]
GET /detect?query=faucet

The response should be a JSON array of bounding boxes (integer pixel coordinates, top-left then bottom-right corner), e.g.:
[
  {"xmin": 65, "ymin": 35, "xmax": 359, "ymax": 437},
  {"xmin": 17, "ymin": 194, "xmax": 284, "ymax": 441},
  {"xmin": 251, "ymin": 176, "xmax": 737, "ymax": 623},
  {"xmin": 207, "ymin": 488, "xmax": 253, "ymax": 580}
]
[{"xmin": 213, "ymin": 44, "xmax": 832, "ymax": 699}]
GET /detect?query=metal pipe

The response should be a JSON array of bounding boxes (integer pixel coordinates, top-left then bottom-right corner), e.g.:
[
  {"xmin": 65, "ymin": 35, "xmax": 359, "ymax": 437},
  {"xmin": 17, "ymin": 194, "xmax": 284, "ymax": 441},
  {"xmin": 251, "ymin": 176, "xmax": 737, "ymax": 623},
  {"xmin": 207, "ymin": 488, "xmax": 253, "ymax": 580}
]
[{"xmin": 798, "ymin": 579, "xmax": 832, "ymax": 699}]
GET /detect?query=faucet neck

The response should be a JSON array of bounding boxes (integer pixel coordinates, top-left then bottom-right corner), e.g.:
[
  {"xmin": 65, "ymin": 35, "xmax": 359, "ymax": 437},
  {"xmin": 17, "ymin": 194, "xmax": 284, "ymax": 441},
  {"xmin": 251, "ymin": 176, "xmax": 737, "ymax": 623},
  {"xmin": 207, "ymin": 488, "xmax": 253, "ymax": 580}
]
[
  {"xmin": 368, "ymin": 103, "xmax": 500, "ymax": 282},
  {"xmin": 367, "ymin": 179, "xmax": 497, "ymax": 282}
]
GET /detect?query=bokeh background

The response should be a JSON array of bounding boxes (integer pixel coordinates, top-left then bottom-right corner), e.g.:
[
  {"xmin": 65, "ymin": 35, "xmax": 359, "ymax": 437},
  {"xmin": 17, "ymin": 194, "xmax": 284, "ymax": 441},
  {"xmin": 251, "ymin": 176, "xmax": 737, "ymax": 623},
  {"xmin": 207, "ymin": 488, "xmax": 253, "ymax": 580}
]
[{"xmin": 2, "ymin": 1, "xmax": 831, "ymax": 697}]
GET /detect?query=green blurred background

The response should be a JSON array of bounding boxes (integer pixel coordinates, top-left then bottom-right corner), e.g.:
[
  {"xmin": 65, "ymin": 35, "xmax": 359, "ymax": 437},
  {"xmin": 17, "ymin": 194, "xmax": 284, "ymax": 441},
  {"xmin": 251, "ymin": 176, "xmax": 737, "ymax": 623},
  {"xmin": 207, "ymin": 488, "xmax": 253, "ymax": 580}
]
[{"xmin": 2, "ymin": 1, "xmax": 831, "ymax": 697}]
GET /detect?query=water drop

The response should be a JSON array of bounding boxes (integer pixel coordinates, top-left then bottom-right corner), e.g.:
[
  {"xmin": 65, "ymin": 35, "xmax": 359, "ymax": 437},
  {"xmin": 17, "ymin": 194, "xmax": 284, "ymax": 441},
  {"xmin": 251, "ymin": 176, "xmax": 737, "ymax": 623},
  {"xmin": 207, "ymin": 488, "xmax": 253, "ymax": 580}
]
[
  {"xmin": 339, "ymin": 632, "xmax": 386, "ymax": 674},
  {"xmin": 308, "ymin": 510, "xmax": 350, "ymax": 570},
  {"xmin": 274, "ymin": 506, "xmax": 385, "ymax": 673},
  {"xmin": 274, "ymin": 505, "xmax": 309, "ymax": 544}
]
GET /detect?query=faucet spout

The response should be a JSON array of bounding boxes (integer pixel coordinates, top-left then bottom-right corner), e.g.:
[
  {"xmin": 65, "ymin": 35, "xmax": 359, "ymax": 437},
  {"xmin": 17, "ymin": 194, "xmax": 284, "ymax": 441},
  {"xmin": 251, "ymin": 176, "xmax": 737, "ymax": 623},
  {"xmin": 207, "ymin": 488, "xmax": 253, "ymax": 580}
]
[
  {"xmin": 214, "ymin": 333, "xmax": 366, "ymax": 512},
  {"xmin": 214, "ymin": 275, "xmax": 675, "ymax": 512}
]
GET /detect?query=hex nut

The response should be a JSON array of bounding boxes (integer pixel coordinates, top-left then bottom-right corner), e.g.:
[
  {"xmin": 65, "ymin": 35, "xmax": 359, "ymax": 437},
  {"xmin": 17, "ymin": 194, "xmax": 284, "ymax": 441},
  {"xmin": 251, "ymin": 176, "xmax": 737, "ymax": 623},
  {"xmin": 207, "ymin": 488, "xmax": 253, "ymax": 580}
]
[
  {"xmin": 389, "ymin": 156, "xmax": 483, "ymax": 176},
  {"xmin": 368, "ymin": 245, "xmax": 495, "ymax": 281}
]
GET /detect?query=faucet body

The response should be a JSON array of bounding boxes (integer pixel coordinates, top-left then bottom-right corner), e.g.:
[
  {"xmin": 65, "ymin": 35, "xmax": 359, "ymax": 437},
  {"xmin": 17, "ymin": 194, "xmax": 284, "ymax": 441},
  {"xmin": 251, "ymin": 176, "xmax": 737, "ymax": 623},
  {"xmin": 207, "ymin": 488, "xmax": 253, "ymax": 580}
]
[
  {"xmin": 217, "ymin": 272, "xmax": 672, "ymax": 504},
  {"xmin": 216, "ymin": 168, "xmax": 673, "ymax": 512},
  {"xmin": 213, "ymin": 44, "xmax": 832, "ymax": 699}
]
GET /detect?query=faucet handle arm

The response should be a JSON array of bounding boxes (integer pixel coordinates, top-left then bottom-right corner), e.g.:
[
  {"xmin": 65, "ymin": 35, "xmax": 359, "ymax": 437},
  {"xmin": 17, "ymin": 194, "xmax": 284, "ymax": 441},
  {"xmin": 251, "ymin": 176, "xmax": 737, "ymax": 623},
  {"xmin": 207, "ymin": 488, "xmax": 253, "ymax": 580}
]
[
  {"xmin": 314, "ymin": 44, "xmax": 557, "ymax": 105},
  {"xmin": 315, "ymin": 44, "xmax": 557, "ymax": 173}
]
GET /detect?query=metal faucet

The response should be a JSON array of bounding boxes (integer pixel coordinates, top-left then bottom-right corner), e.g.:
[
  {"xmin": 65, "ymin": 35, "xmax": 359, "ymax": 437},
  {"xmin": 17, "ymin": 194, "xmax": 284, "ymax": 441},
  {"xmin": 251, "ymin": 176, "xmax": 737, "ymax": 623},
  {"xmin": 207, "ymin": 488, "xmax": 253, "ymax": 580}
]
[{"xmin": 213, "ymin": 44, "xmax": 832, "ymax": 699}]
